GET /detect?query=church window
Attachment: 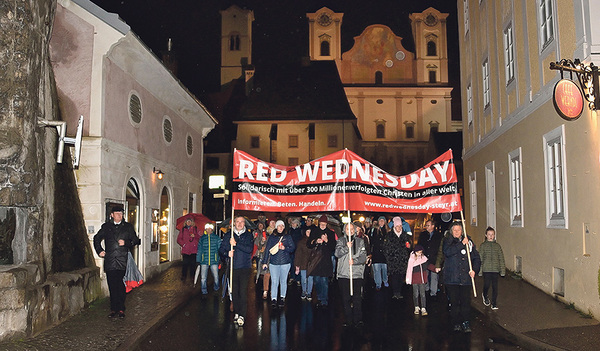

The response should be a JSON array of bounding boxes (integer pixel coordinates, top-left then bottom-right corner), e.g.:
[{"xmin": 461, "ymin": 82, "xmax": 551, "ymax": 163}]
[
  {"xmin": 320, "ymin": 40, "xmax": 330, "ymax": 56},
  {"xmin": 427, "ymin": 41, "xmax": 437, "ymax": 56}
]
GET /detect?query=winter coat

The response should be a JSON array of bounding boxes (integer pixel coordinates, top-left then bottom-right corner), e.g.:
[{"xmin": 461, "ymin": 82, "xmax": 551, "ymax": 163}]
[
  {"xmin": 383, "ymin": 230, "xmax": 412, "ymax": 275},
  {"xmin": 435, "ymin": 230, "xmax": 452, "ymax": 269},
  {"xmin": 442, "ymin": 235, "xmax": 481, "ymax": 286},
  {"xmin": 294, "ymin": 235, "xmax": 311, "ymax": 270},
  {"xmin": 254, "ymin": 230, "xmax": 269, "ymax": 260},
  {"xmin": 94, "ymin": 221, "xmax": 140, "ymax": 271},
  {"xmin": 335, "ymin": 235, "xmax": 367, "ymax": 279},
  {"xmin": 406, "ymin": 253, "xmax": 429, "ymax": 285},
  {"xmin": 370, "ymin": 226, "xmax": 388, "ymax": 263},
  {"xmin": 219, "ymin": 227, "xmax": 254, "ymax": 269},
  {"xmin": 177, "ymin": 225, "xmax": 201, "ymax": 255},
  {"xmin": 417, "ymin": 230, "xmax": 442, "ymax": 266},
  {"xmin": 197, "ymin": 232, "xmax": 221, "ymax": 265},
  {"xmin": 307, "ymin": 225, "xmax": 336, "ymax": 277},
  {"xmin": 479, "ymin": 240, "xmax": 506, "ymax": 276},
  {"xmin": 262, "ymin": 232, "xmax": 296, "ymax": 266}
]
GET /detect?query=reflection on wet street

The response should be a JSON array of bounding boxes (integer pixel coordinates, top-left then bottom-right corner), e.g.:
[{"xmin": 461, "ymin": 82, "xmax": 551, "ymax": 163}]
[{"xmin": 138, "ymin": 272, "xmax": 520, "ymax": 351}]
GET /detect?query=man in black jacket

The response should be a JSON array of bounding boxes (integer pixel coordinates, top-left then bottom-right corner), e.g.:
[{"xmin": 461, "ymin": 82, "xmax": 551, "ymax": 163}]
[
  {"xmin": 417, "ymin": 220, "xmax": 442, "ymax": 297},
  {"xmin": 94, "ymin": 205, "xmax": 141, "ymax": 318}
]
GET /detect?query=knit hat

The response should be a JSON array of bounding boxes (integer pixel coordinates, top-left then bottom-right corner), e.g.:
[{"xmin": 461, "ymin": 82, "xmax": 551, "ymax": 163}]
[
  {"xmin": 392, "ymin": 216, "xmax": 403, "ymax": 227},
  {"xmin": 414, "ymin": 244, "xmax": 424, "ymax": 252},
  {"xmin": 378, "ymin": 216, "xmax": 386, "ymax": 221},
  {"xmin": 205, "ymin": 223, "xmax": 214, "ymax": 229},
  {"xmin": 275, "ymin": 220, "xmax": 285, "ymax": 228},
  {"xmin": 319, "ymin": 215, "xmax": 328, "ymax": 223}
]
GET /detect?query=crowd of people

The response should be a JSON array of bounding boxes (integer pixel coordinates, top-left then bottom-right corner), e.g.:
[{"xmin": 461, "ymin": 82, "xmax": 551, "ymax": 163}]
[{"xmin": 172, "ymin": 212, "xmax": 506, "ymax": 333}]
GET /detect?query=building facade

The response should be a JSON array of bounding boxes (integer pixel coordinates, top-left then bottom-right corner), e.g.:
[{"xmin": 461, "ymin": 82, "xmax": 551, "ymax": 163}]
[
  {"xmin": 459, "ymin": 0, "xmax": 600, "ymax": 317},
  {"xmin": 50, "ymin": 0, "xmax": 216, "ymax": 284}
]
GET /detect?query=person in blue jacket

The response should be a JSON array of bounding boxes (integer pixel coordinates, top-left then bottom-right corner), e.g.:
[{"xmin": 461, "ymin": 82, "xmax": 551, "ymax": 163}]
[
  {"xmin": 219, "ymin": 215, "xmax": 254, "ymax": 327},
  {"xmin": 262, "ymin": 220, "xmax": 296, "ymax": 308},
  {"xmin": 197, "ymin": 223, "xmax": 221, "ymax": 296}
]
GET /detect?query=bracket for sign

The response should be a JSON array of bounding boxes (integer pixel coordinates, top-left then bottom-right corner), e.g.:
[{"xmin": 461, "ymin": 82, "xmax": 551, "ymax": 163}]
[{"xmin": 550, "ymin": 59, "xmax": 599, "ymax": 110}]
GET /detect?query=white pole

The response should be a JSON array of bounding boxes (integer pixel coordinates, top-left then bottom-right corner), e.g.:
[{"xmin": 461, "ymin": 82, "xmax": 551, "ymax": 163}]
[
  {"xmin": 460, "ymin": 211, "xmax": 477, "ymax": 297},
  {"xmin": 229, "ymin": 208, "xmax": 235, "ymax": 295},
  {"xmin": 348, "ymin": 210, "xmax": 353, "ymax": 296}
]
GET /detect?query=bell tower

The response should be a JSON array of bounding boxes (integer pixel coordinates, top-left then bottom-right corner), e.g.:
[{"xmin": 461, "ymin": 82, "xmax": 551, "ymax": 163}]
[
  {"xmin": 409, "ymin": 7, "xmax": 449, "ymax": 84},
  {"xmin": 306, "ymin": 7, "xmax": 343, "ymax": 61},
  {"xmin": 220, "ymin": 5, "xmax": 254, "ymax": 87}
]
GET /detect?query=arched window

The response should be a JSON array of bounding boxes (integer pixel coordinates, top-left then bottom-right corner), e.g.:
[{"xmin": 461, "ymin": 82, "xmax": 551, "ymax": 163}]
[
  {"xmin": 375, "ymin": 71, "xmax": 383, "ymax": 85},
  {"xmin": 427, "ymin": 41, "xmax": 437, "ymax": 56},
  {"xmin": 320, "ymin": 40, "xmax": 330, "ymax": 56},
  {"xmin": 126, "ymin": 178, "xmax": 141, "ymax": 264},
  {"xmin": 376, "ymin": 123, "xmax": 385, "ymax": 138},
  {"xmin": 159, "ymin": 187, "xmax": 170, "ymax": 263},
  {"xmin": 230, "ymin": 34, "xmax": 240, "ymax": 51}
]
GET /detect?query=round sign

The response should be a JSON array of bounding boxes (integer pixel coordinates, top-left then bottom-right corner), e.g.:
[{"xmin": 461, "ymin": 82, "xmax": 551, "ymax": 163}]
[
  {"xmin": 441, "ymin": 212, "xmax": 452, "ymax": 223},
  {"xmin": 553, "ymin": 79, "xmax": 584, "ymax": 120}
]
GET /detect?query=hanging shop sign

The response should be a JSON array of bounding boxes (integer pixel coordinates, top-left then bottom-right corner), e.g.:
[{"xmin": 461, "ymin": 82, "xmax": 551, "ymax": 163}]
[
  {"xmin": 553, "ymin": 79, "xmax": 584, "ymax": 121},
  {"xmin": 232, "ymin": 149, "xmax": 462, "ymax": 213}
]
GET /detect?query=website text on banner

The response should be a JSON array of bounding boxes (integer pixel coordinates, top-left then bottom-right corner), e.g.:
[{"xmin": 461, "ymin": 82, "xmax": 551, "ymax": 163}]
[{"xmin": 232, "ymin": 149, "xmax": 462, "ymax": 213}]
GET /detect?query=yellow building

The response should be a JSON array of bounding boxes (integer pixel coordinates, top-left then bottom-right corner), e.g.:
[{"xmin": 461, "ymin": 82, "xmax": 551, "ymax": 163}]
[{"xmin": 459, "ymin": 0, "xmax": 600, "ymax": 317}]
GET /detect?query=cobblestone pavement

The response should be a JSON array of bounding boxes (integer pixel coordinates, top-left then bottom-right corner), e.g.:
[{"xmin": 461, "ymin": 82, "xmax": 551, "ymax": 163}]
[{"xmin": 0, "ymin": 266, "xmax": 197, "ymax": 351}]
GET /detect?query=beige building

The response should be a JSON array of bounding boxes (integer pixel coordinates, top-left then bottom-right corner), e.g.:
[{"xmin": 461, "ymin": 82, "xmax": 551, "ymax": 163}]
[
  {"xmin": 308, "ymin": 7, "xmax": 460, "ymax": 176},
  {"xmin": 459, "ymin": 0, "xmax": 600, "ymax": 317}
]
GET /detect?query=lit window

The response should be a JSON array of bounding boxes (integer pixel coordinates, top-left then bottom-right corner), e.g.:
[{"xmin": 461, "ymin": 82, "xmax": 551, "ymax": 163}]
[
  {"xmin": 504, "ymin": 24, "xmax": 515, "ymax": 84},
  {"xmin": 508, "ymin": 148, "xmax": 523, "ymax": 226},
  {"xmin": 544, "ymin": 126, "xmax": 567, "ymax": 228}
]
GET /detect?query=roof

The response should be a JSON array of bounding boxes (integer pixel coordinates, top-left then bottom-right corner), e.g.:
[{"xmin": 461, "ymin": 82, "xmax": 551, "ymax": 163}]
[{"xmin": 237, "ymin": 60, "xmax": 356, "ymax": 122}]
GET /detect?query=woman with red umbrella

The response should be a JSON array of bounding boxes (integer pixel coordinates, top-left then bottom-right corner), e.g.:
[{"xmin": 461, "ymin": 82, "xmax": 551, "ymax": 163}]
[{"xmin": 177, "ymin": 216, "xmax": 201, "ymax": 282}]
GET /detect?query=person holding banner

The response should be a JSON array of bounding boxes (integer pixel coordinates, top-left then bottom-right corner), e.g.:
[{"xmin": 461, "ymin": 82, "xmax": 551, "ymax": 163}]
[
  {"xmin": 442, "ymin": 222, "xmax": 481, "ymax": 333},
  {"xmin": 219, "ymin": 215, "xmax": 254, "ymax": 327},
  {"xmin": 262, "ymin": 220, "xmax": 296, "ymax": 308},
  {"xmin": 383, "ymin": 216, "xmax": 412, "ymax": 299},
  {"xmin": 335, "ymin": 222, "xmax": 367, "ymax": 328},
  {"xmin": 307, "ymin": 215, "xmax": 336, "ymax": 308}
]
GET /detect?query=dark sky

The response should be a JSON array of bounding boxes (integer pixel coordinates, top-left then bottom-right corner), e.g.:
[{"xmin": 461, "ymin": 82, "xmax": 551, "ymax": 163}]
[{"xmin": 89, "ymin": 0, "xmax": 461, "ymax": 101}]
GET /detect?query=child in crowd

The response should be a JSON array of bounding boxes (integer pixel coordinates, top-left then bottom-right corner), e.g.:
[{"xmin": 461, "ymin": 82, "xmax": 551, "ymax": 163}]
[
  {"xmin": 406, "ymin": 244, "xmax": 428, "ymax": 316},
  {"xmin": 480, "ymin": 226, "xmax": 506, "ymax": 310}
]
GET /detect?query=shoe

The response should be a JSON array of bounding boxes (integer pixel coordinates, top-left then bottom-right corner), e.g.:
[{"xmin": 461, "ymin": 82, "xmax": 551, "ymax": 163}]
[
  {"xmin": 491, "ymin": 305, "xmax": 498, "ymax": 310},
  {"xmin": 414, "ymin": 306, "xmax": 420, "ymax": 315},
  {"xmin": 462, "ymin": 321, "xmax": 472, "ymax": 333},
  {"xmin": 383, "ymin": 282, "xmax": 389, "ymax": 288},
  {"xmin": 421, "ymin": 308, "xmax": 428, "ymax": 316},
  {"xmin": 483, "ymin": 295, "xmax": 490, "ymax": 306},
  {"xmin": 301, "ymin": 294, "xmax": 307, "ymax": 300},
  {"xmin": 307, "ymin": 296, "xmax": 312, "ymax": 301},
  {"xmin": 271, "ymin": 299, "xmax": 277, "ymax": 308},
  {"xmin": 108, "ymin": 311, "xmax": 117, "ymax": 318},
  {"xmin": 237, "ymin": 316, "xmax": 245, "ymax": 327},
  {"xmin": 453, "ymin": 324, "xmax": 462, "ymax": 332},
  {"xmin": 118, "ymin": 311, "xmax": 125, "ymax": 319},
  {"xmin": 375, "ymin": 286, "xmax": 381, "ymax": 291},
  {"xmin": 278, "ymin": 298, "xmax": 285, "ymax": 307},
  {"xmin": 263, "ymin": 291, "xmax": 268, "ymax": 300}
]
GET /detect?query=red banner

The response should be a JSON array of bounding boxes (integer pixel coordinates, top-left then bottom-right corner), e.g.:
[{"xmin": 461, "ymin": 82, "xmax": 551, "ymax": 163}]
[{"xmin": 232, "ymin": 149, "xmax": 462, "ymax": 213}]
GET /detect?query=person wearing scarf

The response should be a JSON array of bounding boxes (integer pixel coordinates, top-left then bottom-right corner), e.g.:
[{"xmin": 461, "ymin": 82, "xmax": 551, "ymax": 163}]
[{"xmin": 335, "ymin": 222, "xmax": 367, "ymax": 328}]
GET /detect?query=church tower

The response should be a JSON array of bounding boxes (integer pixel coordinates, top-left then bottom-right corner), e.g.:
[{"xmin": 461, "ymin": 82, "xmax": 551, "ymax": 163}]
[
  {"xmin": 306, "ymin": 7, "xmax": 343, "ymax": 61},
  {"xmin": 409, "ymin": 7, "xmax": 449, "ymax": 84},
  {"xmin": 220, "ymin": 5, "xmax": 254, "ymax": 87}
]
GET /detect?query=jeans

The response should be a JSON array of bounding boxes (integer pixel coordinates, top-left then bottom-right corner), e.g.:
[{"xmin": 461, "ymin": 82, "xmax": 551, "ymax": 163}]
[
  {"xmin": 313, "ymin": 276, "xmax": 329, "ymax": 305},
  {"xmin": 269, "ymin": 263, "xmax": 291, "ymax": 300},
  {"xmin": 300, "ymin": 270, "xmax": 313, "ymax": 297},
  {"xmin": 412, "ymin": 283, "xmax": 426, "ymax": 309},
  {"xmin": 372, "ymin": 263, "xmax": 388, "ymax": 289},
  {"xmin": 428, "ymin": 271, "xmax": 439, "ymax": 296},
  {"xmin": 201, "ymin": 264, "xmax": 219, "ymax": 294}
]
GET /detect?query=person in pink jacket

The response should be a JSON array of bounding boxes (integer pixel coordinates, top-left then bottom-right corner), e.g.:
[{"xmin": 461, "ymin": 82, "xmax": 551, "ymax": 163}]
[
  {"xmin": 177, "ymin": 218, "xmax": 201, "ymax": 282},
  {"xmin": 406, "ymin": 244, "xmax": 429, "ymax": 316}
]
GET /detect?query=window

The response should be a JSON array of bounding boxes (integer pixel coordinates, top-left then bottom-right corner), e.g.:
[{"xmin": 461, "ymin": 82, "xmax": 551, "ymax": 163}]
[
  {"xmin": 288, "ymin": 158, "xmax": 299, "ymax": 166},
  {"xmin": 463, "ymin": 0, "xmax": 470, "ymax": 35},
  {"xmin": 327, "ymin": 134, "xmax": 338, "ymax": 148},
  {"xmin": 186, "ymin": 134, "xmax": 193, "ymax": 156},
  {"xmin": 288, "ymin": 135, "xmax": 298, "ymax": 148},
  {"xmin": 509, "ymin": 148, "xmax": 523, "ymax": 226},
  {"xmin": 504, "ymin": 24, "xmax": 515, "ymax": 84},
  {"xmin": 467, "ymin": 83, "xmax": 473, "ymax": 126},
  {"xmin": 128, "ymin": 92, "xmax": 142, "ymax": 125},
  {"xmin": 469, "ymin": 172, "xmax": 477, "ymax": 226},
  {"xmin": 230, "ymin": 34, "xmax": 240, "ymax": 51},
  {"xmin": 544, "ymin": 126, "xmax": 567, "ymax": 228},
  {"xmin": 375, "ymin": 71, "xmax": 383, "ymax": 85},
  {"xmin": 482, "ymin": 60, "xmax": 491, "ymax": 108},
  {"xmin": 427, "ymin": 41, "xmax": 437, "ymax": 56},
  {"xmin": 404, "ymin": 121, "xmax": 415, "ymax": 139},
  {"xmin": 250, "ymin": 136, "xmax": 260, "ymax": 148},
  {"xmin": 539, "ymin": 0, "xmax": 554, "ymax": 48},
  {"xmin": 320, "ymin": 40, "xmax": 330, "ymax": 56},
  {"xmin": 429, "ymin": 70, "xmax": 437, "ymax": 83},
  {"xmin": 162, "ymin": 116, "xmax": 173, "ymax": 144},
  {"xmin": 429, "ymin": 121, "xmax": 439, "ymax": 134},
  {"xmin": 376, "ymin": 122, "xmax": 385, "ymax": 139}
]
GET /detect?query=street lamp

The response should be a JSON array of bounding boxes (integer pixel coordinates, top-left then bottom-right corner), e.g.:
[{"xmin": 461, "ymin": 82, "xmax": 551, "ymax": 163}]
[{"xmin": 209, "ymin": 175, "xmax": 228, "ymax": 221}]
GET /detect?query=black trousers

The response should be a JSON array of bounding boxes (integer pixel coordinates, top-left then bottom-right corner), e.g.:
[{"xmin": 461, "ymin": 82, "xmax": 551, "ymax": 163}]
[
  {"xmin": 483, "ymin": 272, "xmax": 499, "ymax": 305},
  {"xmin": 106, "ymin": 269, "xmax": 126, "ymax": 312},
  {"xmin": 446, "ymin": 284, "xmax": 472, "ymax": 326},
  {"xmin": 232, "ymin": 268, "xmax": 251, "ymax": 317},
  {"xmin": 390, "ymin": 272, "xmax": 404, "ymax": 296},
  {"xmin": 338, "ymin": 278, "xmax": 364, "ymax": 324},
  {"xmin": 181, "ymin": 254, "xmax": 197, "ymax": 279}
]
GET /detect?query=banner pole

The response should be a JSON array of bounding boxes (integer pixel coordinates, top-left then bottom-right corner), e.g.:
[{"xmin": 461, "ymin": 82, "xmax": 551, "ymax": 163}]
[
  {"xmin": 347, "ymin": 209, "xmax": 353, "ymax": 296},
  {"xmin": 460, "ymin": 211, "xmax": 477, "ymax": 297},
  {"xmin": 229, "ymin": 207, "xmax": 235, "ymax": 296}
]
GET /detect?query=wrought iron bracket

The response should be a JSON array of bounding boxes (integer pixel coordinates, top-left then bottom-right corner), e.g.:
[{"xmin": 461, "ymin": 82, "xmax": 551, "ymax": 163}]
[{"xmin": 550, "ymin": 59, "xmax": 600, "ymax": 110}]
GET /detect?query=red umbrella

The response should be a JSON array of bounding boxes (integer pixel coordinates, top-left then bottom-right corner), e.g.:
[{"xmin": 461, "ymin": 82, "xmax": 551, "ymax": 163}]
[{"xmin": 176, "ymin": 213, "xmax": 213, "ymax": 231}]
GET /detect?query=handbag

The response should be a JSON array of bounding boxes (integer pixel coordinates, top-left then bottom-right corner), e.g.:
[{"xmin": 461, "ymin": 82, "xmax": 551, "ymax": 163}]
[
  {"xmin": 306, "ymin": 247, "xmax": 324, "ymax": 276},
  {"xmin": 269, "ymin": 236, "xmax": 284, "ymax": 255}
]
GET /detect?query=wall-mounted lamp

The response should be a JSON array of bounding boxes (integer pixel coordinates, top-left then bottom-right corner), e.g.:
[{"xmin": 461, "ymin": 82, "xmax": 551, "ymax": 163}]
[
  {"xmin": 153, "ymin": 167, "xmax": 164, "ymax": 180},
  {"xmin": 37, "ymin": 115, "xmax": 84, "ymax": 167}
]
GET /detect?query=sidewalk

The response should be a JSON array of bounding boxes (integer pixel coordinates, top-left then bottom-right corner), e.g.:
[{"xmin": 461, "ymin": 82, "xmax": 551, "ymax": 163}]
[
  {"xmin": 472, "ymin": 274, "xmax": 600, "ymax": 351},
  {"xmin": 0, "ymin": 265, "xmax": 198, "ymax": 351}
]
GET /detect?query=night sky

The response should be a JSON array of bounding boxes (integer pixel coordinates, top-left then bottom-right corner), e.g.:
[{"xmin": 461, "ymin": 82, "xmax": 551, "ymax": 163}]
[{"xmin": 89, "ymin": 0, "xmax": 461, "ymax": 102}]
